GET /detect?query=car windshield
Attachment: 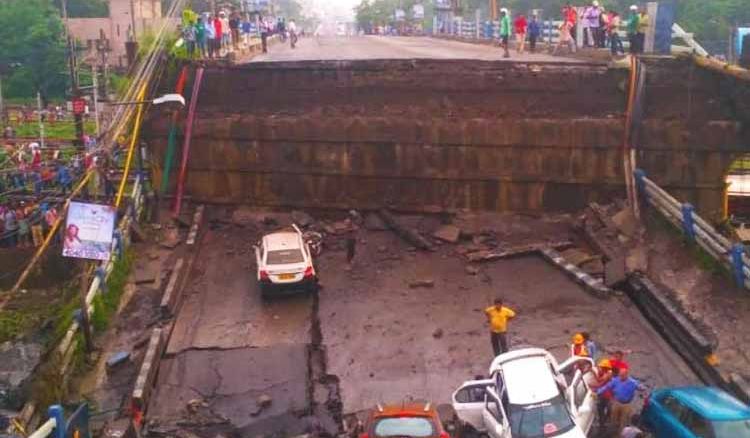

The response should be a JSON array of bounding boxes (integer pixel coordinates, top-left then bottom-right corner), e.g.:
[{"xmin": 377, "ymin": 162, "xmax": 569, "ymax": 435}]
[
  {"xmin": 509, "ymin": 394, "xmax": 576, "ymax": 438},
  {"xmin": 266, "ymin": 249, "xmax": 304, "ymax": 265},
  {"xmin": 713, "ymin": 419, "xmax": 750, "ymax": 437},
  {"xmin": 373, "ymin": 417, "xmax": 435, "ymax": 437}
]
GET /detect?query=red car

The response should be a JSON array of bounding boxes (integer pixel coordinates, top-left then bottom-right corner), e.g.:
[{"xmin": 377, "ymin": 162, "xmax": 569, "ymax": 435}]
[{"xmin": 360, "ymin": 402, "xmax": 450, "ymax": 438}]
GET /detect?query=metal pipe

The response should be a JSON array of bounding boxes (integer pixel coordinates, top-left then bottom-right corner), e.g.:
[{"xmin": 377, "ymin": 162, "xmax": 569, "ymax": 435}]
[{"xmin": 173, "ymin": 67, "xmax": 205, "ymax": 217}]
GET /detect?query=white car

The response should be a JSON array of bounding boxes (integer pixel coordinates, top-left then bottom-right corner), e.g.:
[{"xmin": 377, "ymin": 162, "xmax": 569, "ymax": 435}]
[
  {"xmin": 254, "ymin": 225, "xmax": 318, "ymax": 297},
  {"xmin": 452, "ymin": 348, "xmax": 597, "ymax": 438}
]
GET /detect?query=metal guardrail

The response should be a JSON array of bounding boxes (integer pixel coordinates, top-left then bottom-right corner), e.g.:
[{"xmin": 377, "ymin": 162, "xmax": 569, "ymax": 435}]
[
  {"xmin": 17, "ymin": 176, "xmax": 146, "ymax": 436},
  {"xmin": 634, "ymin": 169, "xmax": 748, "ymax": 289}
]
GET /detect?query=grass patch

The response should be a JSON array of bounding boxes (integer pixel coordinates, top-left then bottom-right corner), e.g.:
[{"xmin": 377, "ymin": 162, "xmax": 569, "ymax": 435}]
[{"xmin": 12, "ymin": 121, "xmax": 98, "ymax": 140}]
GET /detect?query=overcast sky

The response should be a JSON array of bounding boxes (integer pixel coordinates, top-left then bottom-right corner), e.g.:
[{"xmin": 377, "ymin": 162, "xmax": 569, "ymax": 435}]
[{"xmin": 303, "ymin": 0, "xmax": 359, "ymax": 21}]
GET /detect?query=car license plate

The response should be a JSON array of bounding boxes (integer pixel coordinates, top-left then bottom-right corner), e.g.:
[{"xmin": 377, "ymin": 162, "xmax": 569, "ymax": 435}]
[{"xmin": 278, "ymin": 273, "xmax": 295, "ymax": 280}]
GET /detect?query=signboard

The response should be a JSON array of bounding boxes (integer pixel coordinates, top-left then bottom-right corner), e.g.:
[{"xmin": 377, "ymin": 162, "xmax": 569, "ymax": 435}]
[
  {"xmin": 738, "ymin": 28, "xmax": 750, "ymax": 57},
  {"xmin": 63, "ymin": 202, "xmax": 117, "ymax": 261},
  {"xmin": 413, "ymin": 4, "xmax": 425, "ymax": 20},
  {"xmin": 72, "ymin": 98, "xmax": 86, "ymax": 116},
  {"xmin": 395, "ymin": 9, "xmax": 405, "ymax": 22}
]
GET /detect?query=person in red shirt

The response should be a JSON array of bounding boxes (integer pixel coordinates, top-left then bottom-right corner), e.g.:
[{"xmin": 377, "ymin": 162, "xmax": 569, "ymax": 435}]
[
  {"xmin": 213, "ymin": 15, "xmax": 223, "ymax": 57},
  {"xmin": 609, "ymin": 350, "xmax": 630, "ymax": 375},
  {"xmin": 562, "ymin": 2, "xmax": 578, "ymax": 48},
  {"xmin": 514, "ymin": 14, "xmax": 528, "ymax": 54}
]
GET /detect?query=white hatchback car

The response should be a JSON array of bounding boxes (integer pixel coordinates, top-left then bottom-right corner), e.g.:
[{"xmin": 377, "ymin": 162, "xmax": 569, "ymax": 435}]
[
  {"xmin": 254, "ymin": 225, "xmax": 318, "ymax": 297},
  {"xmin": 452, "ymin": 348, "xmax": 596, "ymax": 438}
]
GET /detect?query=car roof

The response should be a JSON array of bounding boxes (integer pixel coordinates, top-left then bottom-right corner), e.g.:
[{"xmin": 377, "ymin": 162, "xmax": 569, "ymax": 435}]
[
  {"xmin": 502, "ymin": 354, "xmax": 560, "ymax": 405},
  {"xmin": 263, "ymin": 231, "xmax": 302, "ymax": 250},
  {"xmin": 372, "ymin": 402, "xmax": 439, "ymax": 419},
  {"xmin": 489, "ymin": 347, "xmax": 555, "ymax": 372},
  {"xmin": 660, "ymin": 387, "xmax": 750, "ymax": 421}
]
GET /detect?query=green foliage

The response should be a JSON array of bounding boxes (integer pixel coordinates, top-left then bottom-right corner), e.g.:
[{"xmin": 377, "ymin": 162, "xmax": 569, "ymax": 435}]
[
  {"xmin": 14, "ymin": 120, "xmax": 97, "ymax": 139},
  {"xmin": 52, "ymin": 0, "xmax": 109, "ymax": 17},
  {"xmin": 0, "ymin": 0, "xmax": 68, "ymax": 101}
]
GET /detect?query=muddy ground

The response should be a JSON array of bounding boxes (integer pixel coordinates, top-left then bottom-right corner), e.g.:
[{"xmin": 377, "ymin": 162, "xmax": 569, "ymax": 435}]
[{"xmin": 142, "ymin": 206, "xmax": 697, "ymax": 438}]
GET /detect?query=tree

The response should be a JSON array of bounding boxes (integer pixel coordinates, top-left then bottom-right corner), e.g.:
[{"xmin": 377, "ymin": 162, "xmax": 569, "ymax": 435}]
[
  {"xmin": 0, "ymin": 0, "xmax": 68, "ymax": 102},
  {"xmin": 52, "ymin": 0, "xmax": 109, "ymax": 18}
]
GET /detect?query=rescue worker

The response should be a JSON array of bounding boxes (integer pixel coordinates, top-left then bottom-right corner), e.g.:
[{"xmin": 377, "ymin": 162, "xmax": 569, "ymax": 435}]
[
  {"xmin": 571, "ymin": 333, "xmax": 589, "ymax": 357},
  {"xmin": 591, "ymin": 359, "xmax": 615, "ymax": 428},
  {"xmin": 484, "ymin": 297, "xmax": 516, "ymax": 356}
]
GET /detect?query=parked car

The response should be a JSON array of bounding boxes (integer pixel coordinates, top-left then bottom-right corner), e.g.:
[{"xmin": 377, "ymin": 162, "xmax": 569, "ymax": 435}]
[
  {"xmin": 641, "ymin": 386, "xmax": 750, "ymax": 437},
  {"xmin": 254, "ymin": 225, "xmax": 318, "ymax": 298},
  {"xmin": 452, "ymin": 348, "xmax": 596, "ymax": 438},
  {"xmin": 359, "ymin": 402, "xmax": 450, "ymax": 438}
]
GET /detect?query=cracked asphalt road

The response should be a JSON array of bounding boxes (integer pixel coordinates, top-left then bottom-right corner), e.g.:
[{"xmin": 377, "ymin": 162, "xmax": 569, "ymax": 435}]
[{"xmin": 148, "ymin": 216, "xmax": 313, "ymax": 436}]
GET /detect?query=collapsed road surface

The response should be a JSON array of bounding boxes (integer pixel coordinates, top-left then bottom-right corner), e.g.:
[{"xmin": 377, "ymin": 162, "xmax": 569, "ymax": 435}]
[{"xmin": 145, "ymin": 207, "xmax": 698, "ymax": 437}]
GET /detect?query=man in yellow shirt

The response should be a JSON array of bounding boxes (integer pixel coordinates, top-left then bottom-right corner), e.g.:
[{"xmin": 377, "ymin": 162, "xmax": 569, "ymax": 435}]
[{"xmin": 485, "ymin": 297, "xmax": 516, "ymax": 356}]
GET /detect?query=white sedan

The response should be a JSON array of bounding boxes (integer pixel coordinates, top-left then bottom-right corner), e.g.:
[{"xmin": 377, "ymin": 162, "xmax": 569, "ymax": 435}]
[
  {"xmin": 452, "ymin": 348, "xmax": 597, "ymax": 438},
  {"xmin": 254, "ymin": 225, "xmax": 318, "ymax": 298}
]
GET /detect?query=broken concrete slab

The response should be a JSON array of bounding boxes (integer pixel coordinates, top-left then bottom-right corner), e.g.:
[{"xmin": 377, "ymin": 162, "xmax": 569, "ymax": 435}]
[
  {"xmin": 160, "ymin": 227, "xmax": 181, "ymax": 249},
  {"xmin": 378, "ymin": 210, "xmax": 434, "ymax": 251},
  {"xmin": 432, "ymin": 225, "xmax": 461, "ymax": 243},
  {"xmin": 466, "ymin": 241, "xmax": 572, "ymax": 262},
  {"xmin": 106, "ymin": 351, "xmax": 131, "ymax": 369},
  {"xmin": 135, "ymin": 268, "xmax": 158, "ymax": 285},
  {"xmin": 580, "ymin": 258, "xmax": 605, "ymax": 276},
  {"xmin": 560, "ymin": 248, "xmax": 595, "ymax": 266},
  {"xmin": 465, "ymin": 265, "xmax": 480, "ymax": 276},
  {"xmin": 605, "ymin": 255, "xmax": 627, "ymax": 287},
  {"xmin": 291, "ymin": 211, "xmax": 314, "ymax": 228},
  {"xmin": 626, "ymin": 246, "xmax": 648, "ymax": 273},
  {"xmin": 408, "ymin": 279, "xmax": 435, "ymax": 288},
  {"xmin": 612, "ymin": 207, "xmax": 639, "ymax": 237}
]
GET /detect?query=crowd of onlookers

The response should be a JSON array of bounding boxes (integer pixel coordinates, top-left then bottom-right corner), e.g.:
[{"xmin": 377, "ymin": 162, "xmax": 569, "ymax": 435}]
[{"xmin": 179, "ymin": 8, "xmax": 302, "ymax": 59}]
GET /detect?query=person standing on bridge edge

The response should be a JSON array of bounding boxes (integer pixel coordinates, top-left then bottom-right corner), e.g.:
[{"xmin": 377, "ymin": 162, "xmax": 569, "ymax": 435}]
[
  {"xmin": 636, "ymin": 7, "xmax": 649, "ymax": 54},
  {"xmin": 499, "ymin": 8, "xmax": 511, "ymax": 58},
  {"xmin": 260, "ymin": 17, "xmax": 270, "ymax": 53},
  {"xmin": 627, "ymin": 5, "xmax": 640, "ymax": 54},
  {"xmin": 195, "ymin": 17, "xmax": 207, "ymax": 59},
  {"xmin": 528, "ymin": 14, "xmax": 540, "ymax": 53},
  {"xmin": 514, "ymin": 14, "xmax": 528, "ymax": 55},
  {"xmin": 213, "ymin": 14, "xmax": 224, "ymax": 57},
  {"xmin": 485, "ymin": 297, "xmax": 516, "ymax": 356},
  {"xmin": 204, "ymin": 14, "xmax": 216, "ymax": 58}
]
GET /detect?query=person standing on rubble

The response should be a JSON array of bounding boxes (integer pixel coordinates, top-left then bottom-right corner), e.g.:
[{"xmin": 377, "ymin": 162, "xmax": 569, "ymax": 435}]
[{"xmin": 485, "ymin": 297, "xmax": 516, "ymax": 356}]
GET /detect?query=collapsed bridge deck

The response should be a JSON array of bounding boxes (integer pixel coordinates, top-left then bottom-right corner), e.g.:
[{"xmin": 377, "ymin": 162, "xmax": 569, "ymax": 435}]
[{"xmin": 145, "ymin": 56, "xmax": 750, "ymax": 216}]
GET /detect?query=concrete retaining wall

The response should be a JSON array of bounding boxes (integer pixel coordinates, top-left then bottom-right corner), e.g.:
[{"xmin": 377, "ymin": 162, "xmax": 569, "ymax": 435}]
[{"xmin": 145, "ymin": 57, "xmax": 750, "ymax": 215}]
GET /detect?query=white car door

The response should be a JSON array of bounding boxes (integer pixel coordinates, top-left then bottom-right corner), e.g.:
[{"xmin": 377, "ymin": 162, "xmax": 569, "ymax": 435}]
[
  {"xmin": 452, "ymin": 379, "xmax": 493, "ymax": 431},
  {"xmin": 482, "ymin": 387, "xmax": 511, "ymax": 438},
  {"xmin": 254, "ymin": 244, "xmax": 263, "ymax": 278},
  {"xmin": 556, "ymin": 357, "xmax": 597, "ymax": 433}
]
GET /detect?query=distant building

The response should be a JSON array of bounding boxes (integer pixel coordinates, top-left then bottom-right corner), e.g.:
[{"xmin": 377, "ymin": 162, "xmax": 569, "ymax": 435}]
[{"xmin": 66, "ymin": 0, "xmax": 167, "ymax": 68}]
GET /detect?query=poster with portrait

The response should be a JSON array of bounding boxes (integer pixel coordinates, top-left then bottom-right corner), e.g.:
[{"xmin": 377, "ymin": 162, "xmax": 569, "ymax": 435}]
[
  {"xmin": 63, "ymin": 202, "xmax": 117, "ymax": 261},
  {"xmin": 413, "ymin": 4, "xmax": 425, "ymax": 20}
]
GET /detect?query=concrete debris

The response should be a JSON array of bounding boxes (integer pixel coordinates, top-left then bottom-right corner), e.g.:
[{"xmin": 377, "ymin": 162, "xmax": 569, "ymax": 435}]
[
  {"xmin": 465, "ymin": 265, "xmax": 480, "ymax": 276},
  {"xmin": 432, "ymin": 328, "xmax": 444, "ymax": 339},
  {"xmin": 130, "ymin": 221, "xmax": 147, "ymax": 242},
  {"xmin": 326, "ymin": 220, "xmax": 355, "ymax": 235},
  {"xmin": 134, "ymin": 269, "xmax": 157, "ymax": 285},
  {"xmin": 106, "ymin": 351, "xmax": 130, "ymax": 369},
  {"xmin": 349, "ymin": 210, "xmax": 363, "ymax": 225},
  {"xmin": 148, "ymin": 253, "xmax": 160, "ymax": 260},
  {"xmin": 626, "ymin": 246, "xmax": 648, "ymax": 273},
  {"xmin": 378, "ymin": 209, "xmax": 434, "ymax": 251},
  {"xmin": 262, "ymin": 216, "xmax": 279, "ymax": 227},
  {"xmin": 291, "ymin": 210, "xmax": 315, "ymax": 228},
  {"xmin": 560, "ymin": 248, "xmax": 595, "ymax": 266},
  {"xmin": 186, "ymin": 398, "xmax": 208, "ymax": 413},
  {"xmin": 580, "ymin": 258, "xmax": 605, "ymax": 276},
  {"xmin": 466, "ymin": 241, "xmax": 572, "ymax": 262},
  {"xmin": 432, "ymin": 225, "xmax": 461, "ymax": 243},
  {"xmin": 605, "ymin": 255, "xmax": 627, "ymax": 287},
  {"xmin": 231, "ymin": 207, "xmax": 257, "ymax": 226},
  {"xmin": 408, "ymin": 279, "xmax": 435, "ymax": 289},
  {"xmin": 364, "ymin": 213, "xmax": 388, "ymax": 231},
  {"xmin": 612, "ymin": 207, "xmax": 639, "ymax": 237},
  {"xmin": 160, "ymin": 227, "xmax": 181, "ymax": 249},
  {"xmin": 257, "ymin": 394, "xmax": 273, "ymax": 408}
]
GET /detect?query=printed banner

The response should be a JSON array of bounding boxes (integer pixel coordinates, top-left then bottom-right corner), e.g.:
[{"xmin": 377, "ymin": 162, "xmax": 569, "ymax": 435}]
[{"xmin": 63, "ymin": 202, "xmax": 117, "ymax": 261}]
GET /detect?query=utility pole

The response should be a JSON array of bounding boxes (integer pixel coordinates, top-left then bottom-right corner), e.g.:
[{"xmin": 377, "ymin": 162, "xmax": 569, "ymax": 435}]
[
  {"xmin": 92, "ymin": 64, "xmax": 100, "ymax": 137},
  {"xmin": 37, "ymin": 92, "xmax": 45, "ymax": 148},
  {"xmin": 61, "ymin": 0, "xmax": 85, "ymax": 146},
  {"xmin": 0, "ymin": 75, "xmax": 4, "ymax": 126}
]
